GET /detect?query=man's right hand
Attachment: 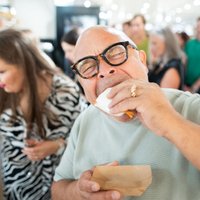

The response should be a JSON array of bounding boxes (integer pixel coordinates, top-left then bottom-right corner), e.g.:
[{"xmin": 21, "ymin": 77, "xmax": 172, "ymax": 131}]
[
  {"xmin": 75, "ymin": 168, "xmax": 122, "ymax": 200},
  {"xmin": 52, "ymin": 161, "xmax": 122, "ymax": 200}
]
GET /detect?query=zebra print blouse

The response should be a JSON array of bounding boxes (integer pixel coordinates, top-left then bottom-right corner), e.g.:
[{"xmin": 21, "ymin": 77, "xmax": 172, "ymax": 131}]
[{"xmin": 0, "ymin": 75, "xmax": 86, "ymax": 200}]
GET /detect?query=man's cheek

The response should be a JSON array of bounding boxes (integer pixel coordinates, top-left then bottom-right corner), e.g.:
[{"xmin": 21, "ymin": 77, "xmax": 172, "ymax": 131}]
[{"xmin": 85, "ymin": 91, "xmax": 96, "ymax": 104}]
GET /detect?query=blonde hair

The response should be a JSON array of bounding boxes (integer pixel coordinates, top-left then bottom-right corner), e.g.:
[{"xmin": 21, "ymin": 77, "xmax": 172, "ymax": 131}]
[{"xmin": 150, "ymin": 27, "xmax": 182, "ymax": 64}]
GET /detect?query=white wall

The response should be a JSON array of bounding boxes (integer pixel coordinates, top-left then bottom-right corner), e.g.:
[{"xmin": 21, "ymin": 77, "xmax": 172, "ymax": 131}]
[{"xmin": 13, "ymin": 0, "xmax": 56, "ymax": 39}]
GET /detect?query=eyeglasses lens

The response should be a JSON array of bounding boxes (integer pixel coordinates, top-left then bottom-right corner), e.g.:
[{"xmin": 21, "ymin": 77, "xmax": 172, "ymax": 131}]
[
  {"xmin": 75, "ymin": 43, "xmax": 128, "ymax": 79},
  {"xmin": 105, "ymin": 44, "xmax": 127, "ymax": 65}
]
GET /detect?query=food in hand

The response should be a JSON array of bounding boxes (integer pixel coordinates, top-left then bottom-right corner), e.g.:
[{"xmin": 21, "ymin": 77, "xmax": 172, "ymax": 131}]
[
  {"xmin": 91, "ymin": 165, "xmax": 152, "ymax": 196},
  {"xmin": 95, "ymin": 88, "xmax": 136, "ymax": 118}
]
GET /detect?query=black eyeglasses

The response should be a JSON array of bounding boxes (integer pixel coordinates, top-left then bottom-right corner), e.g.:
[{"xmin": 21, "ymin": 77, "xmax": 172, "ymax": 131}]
[{"xmin": 71, "ymin": 41, "xmax": 137, "ymax": 79}]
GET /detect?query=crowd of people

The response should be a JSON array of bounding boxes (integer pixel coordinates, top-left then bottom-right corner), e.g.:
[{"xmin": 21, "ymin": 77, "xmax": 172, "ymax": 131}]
[
  {"xmin": 148, "ymin": 27, "xmax": 184, "ymax": 90},
  {"xmin": 121, "ymin": 15, "xmax": 200, "ymax": 93},
  {"xmin": 0, "ymin": 11, "xmax": 199, "ymax": 200}
]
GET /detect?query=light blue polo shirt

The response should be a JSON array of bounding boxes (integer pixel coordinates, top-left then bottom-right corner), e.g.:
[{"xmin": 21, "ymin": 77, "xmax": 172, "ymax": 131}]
[{"xmin": 54, "ymin": 89, "xmax": 200, "ymax": 200}]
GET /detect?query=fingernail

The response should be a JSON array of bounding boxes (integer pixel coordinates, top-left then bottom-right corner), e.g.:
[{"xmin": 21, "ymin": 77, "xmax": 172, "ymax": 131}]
[
  {"xmin": 91, "ymin": 183, "xmax": 99, "ymax": 191},
  {"xmin": 112, "ymin": 191, "xmax": 120, "ymax": 200}
]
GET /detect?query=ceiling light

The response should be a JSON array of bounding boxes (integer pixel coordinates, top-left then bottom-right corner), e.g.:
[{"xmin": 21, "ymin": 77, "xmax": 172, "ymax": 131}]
[
  {"xmin": 140, "ymin": 8, "xmax": 147, "ymax": 14},
  {"xmin": 54, "ymin": 0, "xmax": 74, "ymax": 6},
  {"xmin": 111, "ymin": 4, "xmax": 118, "ymax": 11},
  {"xmin": 156, "ymin": 13, "xmax": 163, "ymax": 23},
  {"xmin": 175, "ymin": 8, "xmax": 182, "ymax": 14},
  {"xmin": 175, "ymin": 17, "xmax": 182, "ymax": 23},
  {"xmin": 126, "ymin": 13, "xmax": 132, "ymax": 20},
  {"xmin": 193, "ymin": 0, "xmax": 200, "ymax": 6},
  {"xmin": 165, "ymin": 15, "xmax": 172, "ymax": 23},
  {"xmin": 84, "ymin": 0, "xmax": 91, "ymax": 8},
  {"xmin": 143, "ymin": 2, "xmax": 150, "ymax": 9},
  {"xmin": 99, "ymin": 11, "xmax": 106, "ymax": 19},
  {"xmin": 184, "ymin": 4, "xmax": 191, "ymax": 10},
  {"xmin": 145, "ymin": 23, "xmax": 153, "ymax": 31}
]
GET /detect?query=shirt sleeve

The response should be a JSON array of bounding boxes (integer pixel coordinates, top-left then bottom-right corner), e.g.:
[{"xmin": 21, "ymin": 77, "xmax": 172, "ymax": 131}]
[
  {"xmin": 53, "ymin": 115, "xmax": 81, "ymax": 181},
  {"xmin": 165, "ymin": 89, "xmax": 200, "ymax": 124}
]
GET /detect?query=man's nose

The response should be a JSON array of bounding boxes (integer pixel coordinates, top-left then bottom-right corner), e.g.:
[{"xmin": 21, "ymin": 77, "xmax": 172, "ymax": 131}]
[{"xmin": 97, "ymin": 60, "xmax": 116, "ymax": 79}]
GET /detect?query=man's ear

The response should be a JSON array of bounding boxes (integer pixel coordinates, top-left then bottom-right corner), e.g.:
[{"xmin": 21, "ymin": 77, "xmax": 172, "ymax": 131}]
[{"xmin": 138, "ymin": 50, "xmax": 147, "ymax": 65}]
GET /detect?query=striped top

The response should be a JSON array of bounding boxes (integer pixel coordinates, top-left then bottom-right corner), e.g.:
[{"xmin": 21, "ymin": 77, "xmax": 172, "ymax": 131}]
[{"xmin": 0, "ymin": 74, "xmax": 86, "ymax": 200}]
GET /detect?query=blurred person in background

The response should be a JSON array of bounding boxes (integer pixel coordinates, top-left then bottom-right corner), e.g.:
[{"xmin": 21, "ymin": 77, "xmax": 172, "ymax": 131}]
[
  {"xmin": 61, "ymin": 27, "xmax": 79, "ymax": 80},
  {"xmin": 184, "ymin": 17, "xmax": 200, "ymax": 93},
  {"xmin": 148, "ymin": 27, "xmax": 184, "ymax": 90},
  {"xmin": 122, "ymin": 20, "xmax": 132, "ymax": 38},
  {"xmin": 176, "ymin": 31, "xmax": 190, "ymax": 68},
  {"xmin": 0, "ymin": 29, "xmax": 86, "ymax": 200},
  {"xmin": 61, "ymin": 27, "xmax": 86, "ymax": 95},
  {"xmin": 176, "ymin": 31, "xmax": 190, "ymax": 50},
  {"xmin": 130, "ymin": 14, "xmax": 149, "ymax": 60}
]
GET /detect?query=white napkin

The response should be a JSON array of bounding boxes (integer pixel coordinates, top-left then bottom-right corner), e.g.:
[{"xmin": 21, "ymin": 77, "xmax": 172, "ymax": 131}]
[{"xmin": 95, "ymin": 88, "xmax": 123, "ymax": 116}]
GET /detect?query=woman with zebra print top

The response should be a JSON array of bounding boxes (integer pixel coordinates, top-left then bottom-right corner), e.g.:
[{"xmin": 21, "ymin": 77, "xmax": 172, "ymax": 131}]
[{"xmin": 0, "ymin": 29, "xmax": 86, "ymax": 200}]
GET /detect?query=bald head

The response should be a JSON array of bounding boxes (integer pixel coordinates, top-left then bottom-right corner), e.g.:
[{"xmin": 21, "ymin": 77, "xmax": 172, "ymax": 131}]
[
  {"xmin": 71, "ymin": 25, "xmax": 147, "ymax": 109},
  {"xmin": 74, "ymin": 25, "xmax": 136, "ymax": 62}
]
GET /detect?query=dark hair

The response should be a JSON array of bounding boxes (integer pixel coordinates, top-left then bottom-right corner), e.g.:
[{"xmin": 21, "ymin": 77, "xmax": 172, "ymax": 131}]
[
  {"xmin": 177, "ymin": 31, "xmax": 190, "ymax": 43},
  {"xmin": 122, "ymin": 20, "xmax": 131, "ymax": 26},
  {"xmin": 132, "ymin": 14, "xmax": 146, "ymax": 25},
  {"xmin": 61, "ymin": 28, "xmax": 79, "ymax": 46},
  {"xmin": 0, "ymin": 29, "xmax": 57, "ymax": 138}
]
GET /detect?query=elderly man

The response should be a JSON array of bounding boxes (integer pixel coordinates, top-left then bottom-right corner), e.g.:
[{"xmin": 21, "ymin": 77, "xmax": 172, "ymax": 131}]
[{"xmin": 52, "ymin": 26, "xmax": 200, "ymax": 200}]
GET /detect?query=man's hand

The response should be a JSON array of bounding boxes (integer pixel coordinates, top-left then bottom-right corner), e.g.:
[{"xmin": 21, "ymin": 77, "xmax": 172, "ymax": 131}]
[
  {"xmin": 76, "ymin": 169, "xmax": 121, "ymax": 200},
  {"xmin": 75, "ymin": 161, "xmax": 122, "ymax": 200},
  {"xmin": 108, "ymin": 80, "xmax": 200, "ymax": 169},
  {"xmin": 108, "ymin": 79, "xmax": 177, "ymax": 136},
  {"xmin": 52, "ymin": 161, "xmax": 122, "ymax": 200}
]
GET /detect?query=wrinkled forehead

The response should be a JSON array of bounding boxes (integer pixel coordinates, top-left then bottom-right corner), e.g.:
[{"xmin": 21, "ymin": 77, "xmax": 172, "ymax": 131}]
[{"xmin": 74, "ymin": 26, "xmax": 131, "ymax": 62}]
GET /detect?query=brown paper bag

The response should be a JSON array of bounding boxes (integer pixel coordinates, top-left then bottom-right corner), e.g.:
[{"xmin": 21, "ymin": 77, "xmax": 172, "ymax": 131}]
[{"xmin": 91, "ymin": 165, "xmax": 152, "ymax": 196}]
